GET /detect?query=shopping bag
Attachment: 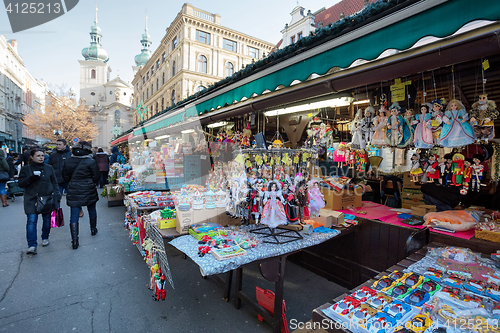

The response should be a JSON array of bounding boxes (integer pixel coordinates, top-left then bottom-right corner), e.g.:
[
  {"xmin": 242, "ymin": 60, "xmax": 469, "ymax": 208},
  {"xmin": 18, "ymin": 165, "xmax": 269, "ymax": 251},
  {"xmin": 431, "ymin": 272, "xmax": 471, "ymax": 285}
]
[{"xmin": 50, "ymin": 208, "xmax": 65, "ymax": 228}]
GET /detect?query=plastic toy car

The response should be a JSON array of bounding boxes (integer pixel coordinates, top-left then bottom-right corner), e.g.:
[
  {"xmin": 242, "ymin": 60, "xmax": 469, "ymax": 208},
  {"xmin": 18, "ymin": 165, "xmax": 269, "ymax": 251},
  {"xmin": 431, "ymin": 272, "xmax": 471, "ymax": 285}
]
[
  {"xmin": 403, "ymin": 273, "xmax": 423, "ymax": 289},
  {"xmin": 332, "ymin": 296, "xmax": 361, "ymax": 316},
  {"xmin": 383, "ymin": 301, "xmax": 412, "ymax": 320},
  {"xmin": 442, "ymin": 274, "xmax": 464, "ymax": 288},
  {"xmin": 441, "ymin": 286, "xmax": 460, "ymax": 299},
  {"xmin": 389, "ymin": 270, "xmax": 407, "ymax": 282},
  {"xmin": 367, "ymin": 293, "xmax": 392, "ymax": 309},
  {"xmin": 404, "ymin": 313, "xmax": 432, "ymax": 333},
  {"xmin": 348, "ymin": 304, "xmax": 377, "ymax": 326},
  {"xmin": 404, "ymin": 289, "xmax": 429, "ymax": 307},
  {"xmin": 366, "ymin": 313, "xmax": 397, "ymax": 333},
  {"xmin": 389, "ymin": 284, "xmax": 411, "ymax": 299},
  {"xmin": 423, "ymin": 267, "xmax": 443, "ymax": 282},
  {"xmin": 419, "ymin": 279, "xmax": 441, "ymax": 296},
  {"xmin": 486, "ymin": 284, "xmax": 500, "ymax": 301},
  {"xmin": 463, "ymin": 293, "xmax": 483, "ymax": 305},
  {"xmin": 352, "ymin": 286, "xmax": 377, "ymax": 302},
  {"xmin": 373, "ymin": 276, "xmax": 396, "ymax": 292},
  {"xmin": 464, "ymin": 279, "xmax": 485, "ymax": 294}
]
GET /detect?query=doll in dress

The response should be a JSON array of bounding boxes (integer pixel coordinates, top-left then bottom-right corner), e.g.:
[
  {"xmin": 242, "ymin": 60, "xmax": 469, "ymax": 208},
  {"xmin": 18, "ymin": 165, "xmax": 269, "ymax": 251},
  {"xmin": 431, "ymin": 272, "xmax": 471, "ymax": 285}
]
[
  {"xmin": 260, "ymin": 181, "xmax": 287, "ymax": 228},
  {"xmin": 308, "ymin": 181, "xmax": 325, "ymax": 218},
  {"xmin": 295, "ymin": 180, "xmax": 310, "ymax": 224},
  {"xmin": 350, "ymin": 109, "xmax": 363, "ymax": 149},
  {"xmin": 430, "ymin": 99, "xmax": 445, "ymax": 145},
  {"xmin": 439, "ymin": 99, "xmax": 475, "ymax": 148},
  {"xmin": 410, "ymin": 153, "xmax": 423, "ymax": 182},
  {"xmin": 469, "ymin": 94, "xmax": 499, "ymax": 142},
  {"xmin": 461, "ymin": 159, "xmax": 472, "ymax": 195},
  {"xmin": 250, "ymin": 180, "xmax": 264, "ymax": 224},
  {"xmin": 282, "ymin": 181, "xmax": 298, "ymax": 223},
  {"xmin": 360, "ymin": 107, "xmax": 375, "ymax": 146},
  {"xmin": 386, "ymin": 104, "xmax": 412, "ymax": 147},
  {"xmin": 451, "ymin": 153, "xmax": 465, "ymax": 186},
  {"xmin": 413, "ymin": 104, "xmax": 434, "ymax": 149},
  {"xmin": 334, "ymin": 142, "xmax": 346, "ymax": 167},
  {"xmin": 347, "ymin": 145, "xmax": 356, "ymax": 169},
  {"xmin": 426, "ymin": 154, "xmax": 440, "ymax": 183},
  {"xmin": 471, "ymin": 154, "xmax": 484, "ymax": 192},
  {"xmin": 371, "ymin": 106, "xmax": 388, "ymax": 146}
]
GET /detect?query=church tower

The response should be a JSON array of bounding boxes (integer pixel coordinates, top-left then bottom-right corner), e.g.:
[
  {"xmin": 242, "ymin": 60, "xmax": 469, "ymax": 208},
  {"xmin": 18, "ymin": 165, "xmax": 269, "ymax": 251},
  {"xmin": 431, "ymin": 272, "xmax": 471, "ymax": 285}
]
[{"xmin": 132, "ymin": 16, "xmax": 152, "ymax": 75}]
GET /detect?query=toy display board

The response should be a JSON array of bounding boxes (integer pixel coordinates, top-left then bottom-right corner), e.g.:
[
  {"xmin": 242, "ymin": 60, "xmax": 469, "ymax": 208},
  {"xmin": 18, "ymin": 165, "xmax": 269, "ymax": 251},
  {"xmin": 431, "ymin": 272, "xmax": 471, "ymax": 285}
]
[{"xmin": 322, "ymin": 246, "xmax": 500, "ymax": 333}]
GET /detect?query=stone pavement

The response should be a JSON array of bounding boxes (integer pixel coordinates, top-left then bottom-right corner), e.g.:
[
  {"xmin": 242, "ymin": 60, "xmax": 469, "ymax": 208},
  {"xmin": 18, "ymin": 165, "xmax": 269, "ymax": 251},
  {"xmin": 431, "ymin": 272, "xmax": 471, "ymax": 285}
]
[{"xmin": 0, "ymin": 194, "xmax": 347, "ymax": 332}]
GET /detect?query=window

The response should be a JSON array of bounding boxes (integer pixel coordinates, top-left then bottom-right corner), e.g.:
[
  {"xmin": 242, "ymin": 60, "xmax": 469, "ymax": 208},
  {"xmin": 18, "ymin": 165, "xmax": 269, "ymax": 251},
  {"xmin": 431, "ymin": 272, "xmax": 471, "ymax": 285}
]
[
  {"xmin": 146, "ymin": 72, "xmax": 149, "ymax": 80},
  {"xmin": 162, "ymin": 53, "xmax": 166, "ymax": 63},
  {"xmin": 248, "ymin": 46, "xmax": 259, "ymax": 59},
  {"xmin": 156, "ymin": 79, "xmax": 159, "ymax": 91},
  {"xmin": 297, "ymin": 32, "xmax": 303, "ymax": 40},
  {"xmin": 151, "ymin": 66, "xmax": 154, "ymax": 75},
  {"xmin": 198, "ymin": 55, "xmax": 207, "ymax": 73},
  {"xmin": 146, "ymin": 89, "xmax": 149, "ymax": 99},
  {"xmin": 171, "ymin": 90, "xmax": 176, "ymax": 105},
  {"xmin": 223, "ymin": 39, "xmax": 237, "ymax": 52},
  {"xmin": 91, "ymin": 69, "xmax": 96, "ymax": 79},
  {"xmin": 196, "ymin": 86, "xmax": 206, "ymax": 93},
  {"xmin": 161, "ymin": 98, "xmax": 164, "ymax": 111},
  {"xmin": 225, "ymin": 62, "xmax": 234, "ymax": 77},
  {"xmin": 172, "ymin": 61, "xmax": 176, "ymax": 76},
  {"xmin": 156, "ymin": 59, "xmax": 160, "ymax": 69},
  {"xmin": 124, "ymin": 92, "xmax": 127, "ymax": 96},
  {"xmin": 90, "ymin": 92, "xmax": 95, "ymax": 96},
  {"xmin": 109, "ymin": 90, "xmax": 113, "ymax": 95},
  {"xmin": 155, "ymin": 102, "xmax": 158, "ymax": 113},
  {"xmin": 196, "ymin": 30, "xmax": 210, "ymax": 44},
  {"xmin": 162, "ymin": 73, "xmax": 165, "ymax": 85},
  {"xmin": 114, "ymin": 110, "xmax": 121, "ymax": 126},
  {"xmin": 290, "ymin": 35, "xmax": 296, "ymax": 44},
  {"xmin": 143, "ymin": 77, "xmax": 145, "ymax": 84},
  {"xmin": 172, "ymin": 37, "xmax": 178, "ymax": 50}
]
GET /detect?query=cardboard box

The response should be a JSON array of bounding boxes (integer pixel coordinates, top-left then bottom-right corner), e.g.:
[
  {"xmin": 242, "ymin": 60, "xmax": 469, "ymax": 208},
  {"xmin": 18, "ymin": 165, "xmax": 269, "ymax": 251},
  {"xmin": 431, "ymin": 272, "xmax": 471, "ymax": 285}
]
[
  {"xmin": 176, "ymin": 210, "xmax": 194, "ymax": 234},
  {"xmin": 319, "ymin": 209, "xmax": 344, "ymax": 226},
  {"xmin": 411, "ymin": 205, "xmax": 436, "ymax": 217},
  {"xmin": 158, "ymin": 218, "xmax": 176, "ymax": 229},
  {"xmin": 311, "ymin": 215, "xmax": 334, "ymax": 228},
  {"xmin": 403, "ymin": 172, "xmax": 421, "ymax": 189},
  {"xmin": 323, "ymin": 186, "xmax": 363, "ymax": 210}
]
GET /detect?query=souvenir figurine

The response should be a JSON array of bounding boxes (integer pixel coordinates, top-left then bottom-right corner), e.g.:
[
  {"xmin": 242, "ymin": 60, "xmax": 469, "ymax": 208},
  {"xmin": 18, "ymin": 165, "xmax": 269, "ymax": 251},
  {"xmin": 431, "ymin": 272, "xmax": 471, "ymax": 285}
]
[
  {"xmin": 413, "ymin": 104, "xmax": 434, "ymax": 149},
  {"xmin": 308, "ymin": 180, "xmax": 325, "ymax": 218},
  {"xmin": 461, "ymin": 159, "xmax": 472, "ymax": 195},
  {"xmin": 471, "ymin": 154, "xmax": 484, "ymax": 192},
  {"xmin": 282, "ymin": 181, "xmax": 298, "ymax": 223},
  {"xmin": 451, "ymin": 153, "xmax": 465, "ymax": 186},
  {"xmin": 410, "ymin": 153, "xmax": 423, "ymax": 182},
  {"xmin": 261, "ymin": 181, "xmax": 287, "ymax": 228},
  {"xmin": 430, "ymin": 99, "xmax": 445, "ymax": 145},
  {"xmin": 371, "ymin": 105, "xmax": 388, "ymax": 146},
  {"xmin": 350, "ymin": 109, "xmax": 364, "ymax": 149},
  {"xmin": 469, "ymin": 94, "xmax": 499, "ymax": 142},
  {"xmin": 357, "ymin": 149, "xmax": 368, "ymax": 173},
  {"xmin": 360, "ymin": 106, "xmax": 375, "ymax": 146},
  {"xmin": 385, "ymin": 103, "xmax": 412, "ymax": 147},
  {"xmin": 442, "ymin": 154, "xmax": 453, "ymax": 186},
  {"xmin": 347, "ymin": 145, "xmax": 356, "ymax": 169},
  {"xmin": 437, "ymin": 156, "xmax": 446, "ymax": 185},
  {"xmin": 334, "ymin": 142, "xmax": 346, "ymax": 167},
  {"xmin": 404, "ymin": 108, "xmax": 416, "ymax": 138},
  {"xmin": 426, "ymin": 154, "xmax": 440, "ymax": 183},
  {"xmin": 295, "ymin": 180, "xmax": 310, "ymax": 224},
  {"xmin": 237, "ymin": 182, "xmax": 251, "ymax": 225},
  {"xmin": 250, "ymin": 180, "xmax": 264, "ymax": 224},
  {"xmin": 439, "ymin": 99, "xmax": 475, "ymax": 148},
  {"xmin": 154, "ymin": 267, "xmax": 166, "ymax": 301}
]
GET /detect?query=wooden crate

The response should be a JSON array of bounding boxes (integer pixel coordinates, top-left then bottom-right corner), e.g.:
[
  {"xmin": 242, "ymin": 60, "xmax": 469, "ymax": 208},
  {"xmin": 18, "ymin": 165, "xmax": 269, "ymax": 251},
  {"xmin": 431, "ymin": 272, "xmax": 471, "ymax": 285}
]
[{"xmin": 475, "ymin": 229, "xmax": 500, "ymax": 243}]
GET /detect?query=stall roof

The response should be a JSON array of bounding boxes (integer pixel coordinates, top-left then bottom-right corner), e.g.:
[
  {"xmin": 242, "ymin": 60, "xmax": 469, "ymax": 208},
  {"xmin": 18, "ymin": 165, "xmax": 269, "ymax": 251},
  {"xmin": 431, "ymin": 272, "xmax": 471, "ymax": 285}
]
[{"xmin": 118, "ymin": 0, "xmax": 500, "ymax": 141}]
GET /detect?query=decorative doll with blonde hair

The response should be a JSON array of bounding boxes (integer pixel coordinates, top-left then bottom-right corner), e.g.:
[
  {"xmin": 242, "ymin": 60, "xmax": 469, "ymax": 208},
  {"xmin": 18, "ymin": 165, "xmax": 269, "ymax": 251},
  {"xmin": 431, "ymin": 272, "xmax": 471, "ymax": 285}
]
[
  {"xmin": 371, "ymin": 105, "xmax": 388, "ymax": 146},
  {"xmin": 413, "ymin": 104, "xmax": 434, "ymax": 149},
  {"xmin": 333, "ymin": 142, "xmax": 346, "ymax": 167},
  {"xmin": 439, "ymin": 99, "xmax": 474, "ymax": 148},
  {"xmin": 308, "ymin": 180, "xmax": 325, "ymax": 218}
]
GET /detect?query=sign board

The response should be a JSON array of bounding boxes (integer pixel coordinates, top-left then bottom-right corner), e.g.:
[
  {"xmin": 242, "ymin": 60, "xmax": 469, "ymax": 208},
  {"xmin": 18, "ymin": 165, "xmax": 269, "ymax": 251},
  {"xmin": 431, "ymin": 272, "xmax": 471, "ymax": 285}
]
[
  {"xmin": 390, "ymin": 78, "xmax": 411, "ymax": 102},
  {"xmin": 73, "ymin": 137, "xmax": 79, "ymax": 144}
]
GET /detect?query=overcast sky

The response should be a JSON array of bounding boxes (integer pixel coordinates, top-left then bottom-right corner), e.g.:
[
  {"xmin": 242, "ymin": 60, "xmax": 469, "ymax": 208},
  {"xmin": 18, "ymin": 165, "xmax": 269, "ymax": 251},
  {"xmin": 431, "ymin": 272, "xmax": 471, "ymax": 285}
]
[{"xmin": 0, "ymin": 0, "xmax": 336, "ymax": 96}]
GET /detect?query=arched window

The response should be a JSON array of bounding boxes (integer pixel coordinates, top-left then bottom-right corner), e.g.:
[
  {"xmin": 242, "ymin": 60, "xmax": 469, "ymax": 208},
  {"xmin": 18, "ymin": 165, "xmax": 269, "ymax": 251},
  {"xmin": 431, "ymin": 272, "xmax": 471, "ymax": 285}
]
[
  {"xmin": 196, "ymin": 85, "xmax": 206, "ymax": 93},
  {"xmin": 172, "ymin": 61, "xmax": 176, "ymax": 76},
  {"xmin": 114, "ymin": 109, "xmax": 121, "ymax": 126},
  {"xmin": 91, "ymin": 69, "xmax": 96, "ymax": 79},
  {"xmin": 162, "ymin": 73, "xmax": 165, "ymax": 85},
  {"xmin": 161, "ymin": 98, "xmax": 164, "ymax": 111},
  {"xmin": 198, "ymin": 55, "xmax": 207, "ymax": 73},
  {"xmin": 171, "ymin": 90, "xmax": 176, "ymax": 106},
  {"xmin": 155, "ymin": 102, "xmax": 158, "ymax": 113},
  {"xmin": 156, "ymin": 79, "xmax": 159, "ymax": 91},
  {"xmin": 225, "ymin": 62, "xmax": 234, "ymax": 77},
  {"xmin": 146, "ymin": 88, "xmax": 149, "ymax": 99}
]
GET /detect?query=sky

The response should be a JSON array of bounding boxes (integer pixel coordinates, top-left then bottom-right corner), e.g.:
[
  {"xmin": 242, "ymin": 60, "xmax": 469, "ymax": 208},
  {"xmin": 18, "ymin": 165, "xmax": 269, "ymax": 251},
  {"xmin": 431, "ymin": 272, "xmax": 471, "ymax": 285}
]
[{"xmin": 0, "ymin": 0, "xmax": 336, "ymax": 97}]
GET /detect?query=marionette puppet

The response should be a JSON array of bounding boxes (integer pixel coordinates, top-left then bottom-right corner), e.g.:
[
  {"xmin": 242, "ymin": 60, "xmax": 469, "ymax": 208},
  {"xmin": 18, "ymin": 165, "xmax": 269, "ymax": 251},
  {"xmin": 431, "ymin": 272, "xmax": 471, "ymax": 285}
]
[
  {"xmin": 154, "ymin": 267, "xmax": 166, "ymax": 301},
  {"xmin": 440, "ymin": 99, "xmax": 475, "ymax": 148},
  {"xmin": 238, "ymin": 181, "xmax": 252, "ymax": 225},
  {"xmin": 451, "ymin": 153, "xmax": 465, "ymax": 186},
  {"xmin": 442, "ymin": 154, "xmax": 453, "ymax": 186},
  {"xmin": 461, "ymin": 159, "xmax": 473, "ymax": 195},
  {"xmin": 437, "ymin": 156, "xmax": 446, "ymax": 185},
  {"xmin": 261, "ymin": 181, "xmax": 288, "ymax": 228},
  {"xmin": 250, "ymin": 180, "xmax": 264, "ymax": 224},
  {"xmin": 350, "ymin": 109, "xmax": 364, "ymax": 149},
  {"xmin": 410, "ymin": 153, "xmax": 423, "ymax": 182},
  {"xmin": 469, "ymin": 94, "xmax": 499, "ymax": 142},
  {"xmin": 282, "ymin": 181, "xmax": 298, "ymax": 223},
  {"xmin": 348, "ymin": 146, "xmax": 356, "ymax": 169},
  {"xmin": 426, "ymin": 154, "xmax": 440, "ymax": 183},
  {"xmin": 334, "ymin": 142, "xmax": 347, "ymax": 167},
  {"xmin": 430, "ymin": 99, "xmax": 445, "ymax": 145},
  {"xmin": 371, "ymin": 105, "xmax": 388, "ymax": 146},
  {"xmin": 471, "ymin": 154, "xmax": 484, "ymax": 192},
  {"xmin": 344, "ymin": 146, "xmax": 352, "ymax": 169},
  {"xmin": 404, "ymin": 108, "xmax": 416, "ymax": 133},
  {"xmin": 308, "ymin": 181, "xmax": 325, "ymax": 218},
  {"xmin": 413, "ymin": 104, "xmax": 434, "ymax": 149},
  {"xmin": 386, "ymin": 103, "xmax": 413, "ymax": 147},
  {"xmin": 295, "ymin": 180, "xmax": 310, "ymax": 224},
  {"xmin": 357, "ymin": 149, "xmax": 368, "ymax": 173},
  {"xmin": 360, "ymin": 107, "xmax": 375, "ymax": 146}
]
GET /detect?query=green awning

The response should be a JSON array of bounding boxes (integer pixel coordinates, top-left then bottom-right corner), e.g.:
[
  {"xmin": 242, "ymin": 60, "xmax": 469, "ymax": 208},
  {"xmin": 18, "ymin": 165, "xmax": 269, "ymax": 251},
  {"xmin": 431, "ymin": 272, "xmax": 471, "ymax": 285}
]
[
  {"xmin": 134, "ymin": 112, "xmax": 186, "ymax": 137},
  {"xmin": 186, "ymin": 0, "xmax": 500, "ymax": 118}
]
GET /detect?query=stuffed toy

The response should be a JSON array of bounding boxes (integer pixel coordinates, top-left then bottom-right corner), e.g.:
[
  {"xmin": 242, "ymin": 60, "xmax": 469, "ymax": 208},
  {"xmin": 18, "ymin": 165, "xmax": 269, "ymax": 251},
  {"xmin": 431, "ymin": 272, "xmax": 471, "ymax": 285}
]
[
  {"xmin": 413, "ymin": 104, "xmax": 434, "ymax": 149},
  {"xmin": 439, "ymin": 99, "xmax": 475, "ymax": 148},
  {"xmin": 469, "ymin": 94, "xmax": 499, "ymax": 142}
]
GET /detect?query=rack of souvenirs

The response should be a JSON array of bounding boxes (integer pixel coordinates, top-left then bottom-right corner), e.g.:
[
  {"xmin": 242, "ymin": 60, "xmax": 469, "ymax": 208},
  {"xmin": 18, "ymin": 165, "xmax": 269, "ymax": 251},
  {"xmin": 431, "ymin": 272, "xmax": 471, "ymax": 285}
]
[{"xmin": 321, "ymin": 246, "xmax": 500, "ymax": 333}]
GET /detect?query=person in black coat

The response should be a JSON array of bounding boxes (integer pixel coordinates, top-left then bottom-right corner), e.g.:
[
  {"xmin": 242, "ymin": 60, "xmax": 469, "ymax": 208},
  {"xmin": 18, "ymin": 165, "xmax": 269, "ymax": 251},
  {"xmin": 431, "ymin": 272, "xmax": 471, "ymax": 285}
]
[
  {"xmin": 48, "ymin": 138, "xmax": 72, "ymax": 199},
  {"xmin": 62, "ymin": 141, "xmax": 100, "ymax": 249},
  {"xmin": 18, "ymin": 148, "xmax": 60, "ymax": 255}
]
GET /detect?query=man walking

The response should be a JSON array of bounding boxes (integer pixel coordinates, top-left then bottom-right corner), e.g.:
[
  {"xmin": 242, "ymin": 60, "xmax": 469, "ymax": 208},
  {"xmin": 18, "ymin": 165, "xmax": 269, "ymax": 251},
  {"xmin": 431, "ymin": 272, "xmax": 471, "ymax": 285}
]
[{"xmin": 48, "ymin": 139, "xmax": 71, "ymax": 198}]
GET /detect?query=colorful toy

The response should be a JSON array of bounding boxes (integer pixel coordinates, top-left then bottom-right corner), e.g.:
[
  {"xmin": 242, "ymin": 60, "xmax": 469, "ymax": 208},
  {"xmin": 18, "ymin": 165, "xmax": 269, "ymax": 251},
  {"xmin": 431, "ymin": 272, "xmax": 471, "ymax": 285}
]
[
  {"xmin": 383, "ymin": 301, "xmax": 412, "ymax": 320},
  {"xmin": 348, "ymin": 304, "xmax": 377, "ymax": 326},
  {"xmin": 465, "ymin": 279, "xmax": 486, "ymax": 295},
  {"xmin": 404, "ymin": 289, "xmax": 429, "ymax": 307},
  {"xmin": 469, "ymin": 94, "xmax": 499, "ymax": 142},
  {"xmin": 388, "ymin": 284, "xmax": 412, "ymax": 299},
  {"xmin": 331, "ymin": 296, "xmax": 361, "ymax": 316},
  {"xmin": 352, "ymin": 286, "xmax": 377, "ymax": 302},
  {"xmin": 308, "ymin": 180, "xmax": 325, "ymax": 218},
  {"xmin": 442, "ymin": 273, "xmax": 465, "ymax": 288},
  {"xmin": 471, "ymin": 154, "xmax": 484, "ymax": 192},
  {"xmin": 419, "ymin": 279, "xmax": 441, "ymax": 296},
  {"xmin": 403, "ymin": 313, "xmax": 432, "ymax": 333},
  {"xmin": 413, "ymin": 104, "xmax": 434, "ymax": 148},
  {"xmin": 426, "ymin": 154, "xmax": 440, "ymax": 183},
  {"xmin": 367, "ymin": 293, "xmax": 392, "ymax": 310},
  {"xmin": 373, "ymin": 276, "xmax": 397, "ymax": 292},
  {"xmin": 261, "ymin": 180, "xmax": 287, "ymax": 228},
  {"xmin": 402, "ymin": 273, "xmax": 423, "ymax": 289},
  {"xmin": 410, "ymin": 153, "xmax": 423, "ymax": 183},
  {"xmin": 371, "ymin": 106, "xmax": 388, "ymax": 146},
  {"xmin": 430, "ymin": 98, "xmax": 445, "ymax": 145},
  {"xmin": 451, "ymin": 153, "xmax": 465, "ymax": 186},
  {"xmin": 439, "ymin": 99, "xmax": 475, "ymax": 147},
  {"xmin": 366, "ymin": 312, "xmax": 397, "ymax": 333}
]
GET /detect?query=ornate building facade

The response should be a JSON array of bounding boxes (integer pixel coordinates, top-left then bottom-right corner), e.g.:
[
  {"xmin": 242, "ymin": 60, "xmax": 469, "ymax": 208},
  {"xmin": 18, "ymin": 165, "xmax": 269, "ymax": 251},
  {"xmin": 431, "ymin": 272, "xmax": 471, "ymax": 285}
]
[{"xmin": 131, "ymin": 3, "xmax": 275, "ymax": 125}]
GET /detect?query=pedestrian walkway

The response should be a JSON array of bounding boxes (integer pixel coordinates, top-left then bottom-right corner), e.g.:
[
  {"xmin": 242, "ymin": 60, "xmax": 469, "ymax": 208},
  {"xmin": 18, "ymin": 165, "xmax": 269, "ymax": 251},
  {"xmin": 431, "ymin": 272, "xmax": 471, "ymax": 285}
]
[{"xmin": 0, "ymin": 196, "xmax": 347, "ymax": 332}]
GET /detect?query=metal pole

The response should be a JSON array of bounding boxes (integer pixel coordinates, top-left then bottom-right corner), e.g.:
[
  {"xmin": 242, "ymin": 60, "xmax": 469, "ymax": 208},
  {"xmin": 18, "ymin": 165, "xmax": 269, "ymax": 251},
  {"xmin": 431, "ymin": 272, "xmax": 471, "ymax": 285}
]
[{"xmin": 14, "ymin": 123, "xmax": 18, "ymax": 153}]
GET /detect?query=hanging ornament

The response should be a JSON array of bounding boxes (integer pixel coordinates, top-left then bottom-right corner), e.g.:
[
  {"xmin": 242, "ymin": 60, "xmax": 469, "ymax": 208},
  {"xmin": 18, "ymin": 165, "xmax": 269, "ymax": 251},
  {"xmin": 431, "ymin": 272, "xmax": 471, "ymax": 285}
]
[{"xmin": 111, "ymin": 126, "xmax": 122, "ymax": 136}]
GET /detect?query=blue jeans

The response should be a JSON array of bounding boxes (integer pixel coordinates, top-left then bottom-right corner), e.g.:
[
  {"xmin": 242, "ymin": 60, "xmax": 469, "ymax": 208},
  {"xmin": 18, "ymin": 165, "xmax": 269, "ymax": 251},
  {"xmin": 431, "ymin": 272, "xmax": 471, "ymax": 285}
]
[
  {"xmin": 58, "ymin": 182, "xmax": 68, "ymax": 196},
  {"xmin": 0, "ymin": 181, "xmax": 6, "ymax": 195},
  {"xmin": 70, "ymin": 202, "xmax": 97, "ymax": 224},
  {"xmin": 26, "ymin": 213, "xmax": 51, "ymax": 247}
]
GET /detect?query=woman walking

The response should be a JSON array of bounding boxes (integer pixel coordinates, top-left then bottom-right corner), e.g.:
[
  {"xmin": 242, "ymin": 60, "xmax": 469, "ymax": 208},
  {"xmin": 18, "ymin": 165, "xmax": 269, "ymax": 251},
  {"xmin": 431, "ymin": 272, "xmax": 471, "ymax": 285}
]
[
  {"xmin": 0, "ymin": 150, "xmax": 10, "ymax": 207},
  {"xmin": 18, "ymin": 148, "xmax": 60, "ymax": 254},
  {"xmin": 62, "ymin": 141, "xmax": 100, "ymax": 249},
  {"xmin": 94, "ymin": 148, "xmax": 109, "ymax": 188}
]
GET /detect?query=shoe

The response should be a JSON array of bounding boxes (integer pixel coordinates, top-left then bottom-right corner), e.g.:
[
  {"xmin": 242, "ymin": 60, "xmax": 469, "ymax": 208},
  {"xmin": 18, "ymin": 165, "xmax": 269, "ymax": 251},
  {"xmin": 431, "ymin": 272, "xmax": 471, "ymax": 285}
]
[
  {"xmin": 90, "ymin": 216, "xmax": 98, "ymax": 236},
  {"xmin": 42, "ymin": 239, "xmax": 50, "ymax": 247},
  {"xmin": 27, "ymin": 246, "xmax": 37, "ymax": 255},
  {"xmin": 70, "ymin": 223, "xmax": 79, "ymax": 249}
]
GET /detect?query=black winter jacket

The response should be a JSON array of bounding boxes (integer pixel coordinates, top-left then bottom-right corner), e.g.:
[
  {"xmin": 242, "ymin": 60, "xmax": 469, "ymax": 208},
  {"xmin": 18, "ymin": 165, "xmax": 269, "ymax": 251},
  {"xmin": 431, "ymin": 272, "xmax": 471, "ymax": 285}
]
[
  {"xmin": 62, "ymin": 154, "xmax": 100, "ymax": 207},
  {"xmin": 18, "ymin": 161, "xmax": 60, "ymax": 215},
  {"xmin": 48, "ymin": 146, "xmax": 71, "ymax": 184}
]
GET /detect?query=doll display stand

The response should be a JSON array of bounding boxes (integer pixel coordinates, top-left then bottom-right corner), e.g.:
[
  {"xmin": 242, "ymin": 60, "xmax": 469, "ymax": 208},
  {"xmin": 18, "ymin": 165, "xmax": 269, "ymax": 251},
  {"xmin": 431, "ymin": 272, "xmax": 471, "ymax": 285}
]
[{"xmin": 250, "ymin": 226, "xmax": 303, "ymax": 244}]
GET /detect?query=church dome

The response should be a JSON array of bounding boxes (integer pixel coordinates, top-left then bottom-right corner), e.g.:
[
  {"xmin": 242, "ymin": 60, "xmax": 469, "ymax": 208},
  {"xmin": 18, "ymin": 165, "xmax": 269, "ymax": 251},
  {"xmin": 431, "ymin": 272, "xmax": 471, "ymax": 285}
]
[
  {"xmin": 81, "ymin": 9, "xmax": 109, "ymax": 63},
  {"xmin": 134, "ymin": 51, "xmax": 151, "ymax": 67},
  {"xmin": 134, "ymin": 17, "xmax": 152, "ymax": 67}
]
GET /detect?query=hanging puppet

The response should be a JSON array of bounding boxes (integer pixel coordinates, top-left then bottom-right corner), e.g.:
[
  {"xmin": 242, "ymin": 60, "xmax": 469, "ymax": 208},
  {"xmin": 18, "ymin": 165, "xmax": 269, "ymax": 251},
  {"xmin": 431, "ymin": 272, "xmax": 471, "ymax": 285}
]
[
  {"xmin": 333, "ymin": 142, "xmax": 346, "ymax": 167},
  {"xmin": 439, "ymin": 99, "xmax": 475, "ymax": 148},
  {"xmin": 430, "ymin": 98, "xmax": 445, "ymax": 145},
  {"xmin": 250, "ymin": 180, "xmax": 264, "ymax": 224},
  {"xmin": 451, "ymin": 153, "xmax": 465, "ymax": 186},
  {"xmin": 461, "ymin": 159, "xmax": 473, "ymax": 195},
  {"xmin": 295, "ymin": 180, "xmax": 309, "ymax": 224},
  {"xmin": 441, "ymin": 154, "xmax": 453, "ymax": 186},
  {"xmin": 471, "ymin": 154, "xmax": 484, "ymax": 192},
  {"xmin": 426, "ymin": 154, "xmax": 440, "ymax": 183},
  {"xmin": 261, "ymin": 181, "xmax": 288, "ymax": 228},
  {"xmin": 410, "ymin": 153, "xmax": 423, "ymax": 182},
  {"xmin": 371, "ymin": 105, "xmax": 388, "ymax": 146},
  {"xmin": 282, "ymin": 181, "xmax": 298, "ymax": 223},
  {"xmin": 385, "ymin": 103, "xmax": 412, "ymax": 147},
  {"xmin": 469, "ymin": 94, "xmax": 499, "ymax": 142},
  {"xmin": 413, "ymin": 104, "xmax": 434, "ymax": 149},
  {"xmin": 359, "ymin": 106, "xmax": 375, "ymax": 146},
  {"xmin": 308, "ymin": 180, "xmax": 325, "ymax": 218},
  {"xmin": 350, "ymin": 109, "xmax": 364, "ymax": 149}
]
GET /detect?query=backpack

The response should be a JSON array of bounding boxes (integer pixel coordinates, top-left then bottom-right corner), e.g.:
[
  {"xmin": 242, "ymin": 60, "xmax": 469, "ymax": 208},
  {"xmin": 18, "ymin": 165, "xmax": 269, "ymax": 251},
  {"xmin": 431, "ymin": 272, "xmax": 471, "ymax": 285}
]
[{"xmin": 117, "ymin": 154, "xmax": 126, "ymax": 164}]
